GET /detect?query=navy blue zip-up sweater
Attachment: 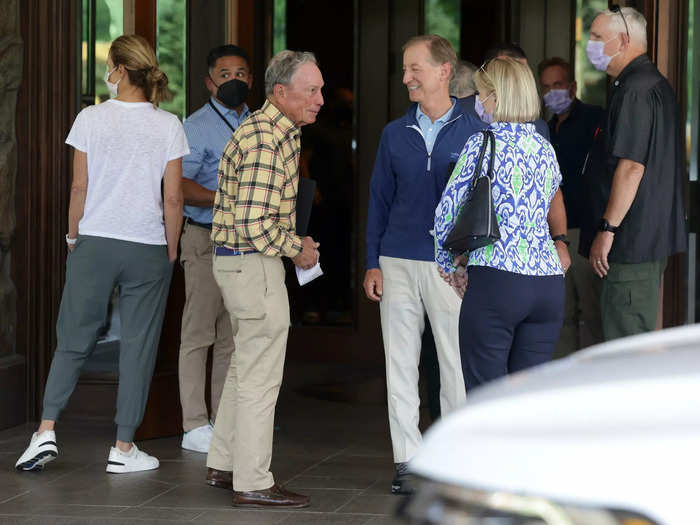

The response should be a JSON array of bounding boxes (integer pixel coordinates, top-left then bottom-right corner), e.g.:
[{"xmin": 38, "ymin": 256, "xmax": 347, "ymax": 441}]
[{"xmin": 366, "ymin": 102, "xmax": 485, "ymax": 269}]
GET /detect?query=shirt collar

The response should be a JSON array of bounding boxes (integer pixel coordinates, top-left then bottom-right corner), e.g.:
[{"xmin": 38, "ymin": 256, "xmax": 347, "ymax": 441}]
[
  {"xmin": 614, "ymin": 54, "xmax": 651, "ymax": 86},
  {"xmin": 416, "ymin": 98, "xmax": 456, "ymax": 125},
  {"xmin": 490, "ymin": 122, "xmax": 536, "ymax": 134},
  {"xmin": 210, "ymin": 97, "xmax": 249, "ymax": 119},
  {"xmin": 262, "ymin": 99, "xmax": 299, "ymax": 138}
]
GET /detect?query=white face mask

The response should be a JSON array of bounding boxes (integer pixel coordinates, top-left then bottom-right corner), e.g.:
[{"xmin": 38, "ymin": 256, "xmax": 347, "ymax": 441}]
[
  {"xmin": 104, "ymin": 67, "xmax": 120, "ymax": 98},
  {"xmin": 543, "ymin": 88, "xmax": 573, "ymax": 115},
  {"xmin": 586, "ymin": 36, "xmax": 621, "ymax": 72},
  {"xmin": 475, "ymin": 92, "xmax": 495, "ymax": 124}
]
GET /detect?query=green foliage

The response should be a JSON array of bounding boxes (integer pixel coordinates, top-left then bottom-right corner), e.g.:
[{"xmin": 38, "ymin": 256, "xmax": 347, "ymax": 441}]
[
  {"xmin": 575, "ymin": 0, "xmax": 608, "ymax": 108},
  {"xmin": 273, "ymin": 0, "xmax": 287, "ymax": 55},
  {"xmin": 425, "ymin": 0, "xmax": 460, "ymax": 53},
  {"xmin": 157, "ymin": 0, "xmax": 186, "ymax": 120},
  {"xmin": 93, "ymin": 0, "xmax": 123, "ymax": 103}
]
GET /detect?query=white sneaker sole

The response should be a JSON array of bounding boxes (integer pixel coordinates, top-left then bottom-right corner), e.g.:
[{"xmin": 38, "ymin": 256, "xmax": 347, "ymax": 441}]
[
  {"xmin": 181, "ymin": 441, "xmax": 209, "ymax": 453},
  {"xmin": 106, "ymin": 460, "xmax": 159, "ymax": 474},
  {"xmin": 16, "ymin": 449, "xmax": 58, "ymax": 472}
]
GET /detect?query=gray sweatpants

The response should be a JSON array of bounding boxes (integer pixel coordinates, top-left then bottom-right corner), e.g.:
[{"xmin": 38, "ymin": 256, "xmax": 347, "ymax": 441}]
[{"xmin": 42, "ymin": 235, "xmax": 173, "ymax": 442}]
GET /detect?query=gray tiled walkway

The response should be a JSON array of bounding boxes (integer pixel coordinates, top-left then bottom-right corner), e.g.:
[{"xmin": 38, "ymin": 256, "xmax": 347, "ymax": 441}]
[{"xmin": 0, "ymin": 364, "xmax": 406, "ymax": 524}]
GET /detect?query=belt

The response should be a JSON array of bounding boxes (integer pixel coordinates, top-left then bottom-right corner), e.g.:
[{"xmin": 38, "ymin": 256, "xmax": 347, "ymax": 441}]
[
  {"xmin": 214, "ymin": 246, "xmax": 257, "ymax": 256},
  {"xmin": 186, "ymin": 217, "xmax": 212, "ymax": 230}
]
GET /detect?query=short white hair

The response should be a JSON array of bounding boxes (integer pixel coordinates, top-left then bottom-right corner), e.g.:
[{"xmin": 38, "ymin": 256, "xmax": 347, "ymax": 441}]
[
  {"xmin": 265, "ymin": 50, "xmax": 318, "ymax": 96},
  {"xmin": 449, "ymin": 60, "xmax": 477, "ymax": 98},
  {"xmin": 600, "ymin": 7, "xmax": 647, "ymax": 51}
]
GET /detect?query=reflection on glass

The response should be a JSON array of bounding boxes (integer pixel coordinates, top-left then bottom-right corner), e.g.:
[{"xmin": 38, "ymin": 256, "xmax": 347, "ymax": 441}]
[
  {"xmin": 274, "ymin": 0, "xmax": 287, "ymax": 55},
  {"xmin": 80, "ymin": 0, "xmax": 123, "ymax": 107},
  {"xmin": 157, "ymin": 0, "xmax": 187, "ymax": 120},
  {"xmin": 574, "ymin": 0, "xmax": 608, "ymax": 108},
  {"xmin": 425, "ymin": 0, "xmax": 460, "ymax": 53}
]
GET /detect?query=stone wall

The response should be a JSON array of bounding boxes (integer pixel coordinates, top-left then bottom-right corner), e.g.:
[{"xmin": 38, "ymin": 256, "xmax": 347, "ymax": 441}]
[{"xmin": 0, "ymin": 0, "xmax": 21, "ymax": 358}]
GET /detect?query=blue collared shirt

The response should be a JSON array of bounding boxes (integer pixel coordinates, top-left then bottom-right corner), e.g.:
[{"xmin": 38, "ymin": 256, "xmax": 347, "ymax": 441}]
[
  {"xmin": 182, "ymin": 98, "xmax": 250, "ymax": 223},
  {"xmin": 416, "ymin": 99, "xmax": 456, "ymax": 154}
]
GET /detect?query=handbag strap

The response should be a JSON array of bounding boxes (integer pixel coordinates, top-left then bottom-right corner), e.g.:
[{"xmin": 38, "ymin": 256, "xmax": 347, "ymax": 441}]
[
  {"xmin": 469, "ymin": 130, "xmax": 492, "ymax": 192},
  {"xmin": 485, "ymin": 129, "xmax": 496, "ymax": 181}
]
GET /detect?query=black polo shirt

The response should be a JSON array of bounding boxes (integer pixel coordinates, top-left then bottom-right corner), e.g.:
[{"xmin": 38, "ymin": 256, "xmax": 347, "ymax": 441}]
[
  {"xmin": 548, "ymin": 99, "xmax": 605, "ymax": 229},
  {"xmin": 582, "ymin": 55, "xmax": 687, "ymax": 262}
]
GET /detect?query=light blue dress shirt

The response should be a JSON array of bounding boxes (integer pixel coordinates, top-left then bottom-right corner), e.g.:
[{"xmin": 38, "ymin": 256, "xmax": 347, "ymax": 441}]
[
  {"xmin": 416, "ymin": 98, "xmax": 456, "ymax": 154},
  {"xmin": 182, "ymin": 98, "xmax": 250, "ymax": 223}
]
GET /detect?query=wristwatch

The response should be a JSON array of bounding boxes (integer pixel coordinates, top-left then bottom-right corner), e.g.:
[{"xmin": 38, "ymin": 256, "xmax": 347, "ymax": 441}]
[
  {"xmin": 552, "ymin": 234, "xmax": 570, "ymax": 246},
  {"xmin": 598, "ymin": 218, "xmax": 619, "ymax": 233}
]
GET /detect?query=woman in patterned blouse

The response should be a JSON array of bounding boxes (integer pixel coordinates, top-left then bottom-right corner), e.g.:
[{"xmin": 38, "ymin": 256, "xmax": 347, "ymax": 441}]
[{"xmin": 434, "ymin": 57, "xmax": 567, "ymax": 390}]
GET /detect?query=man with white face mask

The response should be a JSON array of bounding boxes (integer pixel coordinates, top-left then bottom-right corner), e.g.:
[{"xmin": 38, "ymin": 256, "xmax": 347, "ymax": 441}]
[
  {"xmin": 539, "ymin": 57, "xmax": 604, "ymax": 356},
  {"xmin": 583, "ymin": 7, "xmax": 686, "ymax": 340}
]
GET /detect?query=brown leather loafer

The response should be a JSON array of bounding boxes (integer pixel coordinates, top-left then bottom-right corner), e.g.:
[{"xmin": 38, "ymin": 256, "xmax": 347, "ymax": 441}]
[
  {"xmin": 232, "ymin": 484, "xmax": 310, "ymax": 508},
  {"xmin": 206, "ymin": 468, "xmax": 233, "ymax": 490}
]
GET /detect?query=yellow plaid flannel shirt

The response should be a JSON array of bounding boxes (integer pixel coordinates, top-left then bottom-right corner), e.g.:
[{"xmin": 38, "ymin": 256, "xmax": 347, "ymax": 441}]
[{"xmin": 212, "ymin": 100, "xmax": 304, "ymax": 258}]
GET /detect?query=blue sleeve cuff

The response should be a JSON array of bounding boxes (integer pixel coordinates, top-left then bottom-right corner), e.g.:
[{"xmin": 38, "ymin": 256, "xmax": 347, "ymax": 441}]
[{"xmin": 365, "ymin": 254, "xmax": 380, "ymax": 270}]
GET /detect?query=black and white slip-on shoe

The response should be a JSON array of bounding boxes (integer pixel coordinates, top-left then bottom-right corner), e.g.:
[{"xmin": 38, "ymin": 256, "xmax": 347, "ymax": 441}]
[
  {"xmin": 106, "ymin": 444, "xmax": 159, "ymax": 473},
  {"xmin": 15, "ymin": 431, "xmax": 58, "ymax": 472}
]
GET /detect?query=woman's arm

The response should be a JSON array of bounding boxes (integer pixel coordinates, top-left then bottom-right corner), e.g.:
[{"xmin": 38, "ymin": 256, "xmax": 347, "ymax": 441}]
[
  {"xmin": 548, "ymin": 188, "xmax": 571, "ymax": 272},
  {"xmin": 163, "ymin": 158, "xmax": 184, "ymax": 262},
  {"xmin": 67, "ymin": 149, "xmax": 88, "ymax": 251},
  {"xmin": 434, "ymin": 135, "xmax": 481, "ymax": 273}
]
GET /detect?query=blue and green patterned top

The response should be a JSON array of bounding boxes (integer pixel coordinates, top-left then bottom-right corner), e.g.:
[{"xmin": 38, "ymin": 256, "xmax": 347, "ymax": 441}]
[{"xmin": 434, "ymin": 122, "xmax": 564, "ymax": 276}]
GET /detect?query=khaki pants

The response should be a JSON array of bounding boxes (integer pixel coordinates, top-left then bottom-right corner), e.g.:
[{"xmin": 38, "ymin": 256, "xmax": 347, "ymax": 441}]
[
  {"xmin": 207, "ymin": 252, "xmax": 289, "ymax": 491},
  {"xmin": 601, "ymin": 259, "xmax": 666, "ymax": 341},
  {"xmin": 379, "ymin": 256, "xmax": 466, "ymax": 464},
  {"xmin": 178, "ymin": 223, "xmax": 234, "ymax": 431},
  {"xmin": 553, "ymin": 228, "xmax": 603, "ymax": 359}
]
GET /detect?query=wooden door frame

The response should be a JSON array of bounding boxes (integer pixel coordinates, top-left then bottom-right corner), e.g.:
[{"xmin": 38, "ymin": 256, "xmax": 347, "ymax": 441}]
[
  {"xmin": 640, "ymin": 0, "xmax": 689, "ymax": 328},
  {"xmin": 15, "ymin": 0, "xmax": 79, "ymax": 422}
]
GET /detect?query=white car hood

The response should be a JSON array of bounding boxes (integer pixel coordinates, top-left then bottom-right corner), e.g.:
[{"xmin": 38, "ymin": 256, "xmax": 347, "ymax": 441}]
[{"xmin": 411, "ymin": 324, "xmax": 700, "ymax": 524}]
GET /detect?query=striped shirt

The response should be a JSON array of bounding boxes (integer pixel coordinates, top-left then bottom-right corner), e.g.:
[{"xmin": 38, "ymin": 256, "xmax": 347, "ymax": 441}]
[
  {"xmin": 211, "ymin": 99, "xmax": 303, "ymax": 257},
  {"xmin": 182, "ymin": 98, "xmax": 249, "ymax": 224}
]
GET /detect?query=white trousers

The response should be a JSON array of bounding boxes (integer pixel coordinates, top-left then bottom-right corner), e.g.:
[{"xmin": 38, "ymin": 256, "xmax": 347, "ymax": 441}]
[{"xmin": 378, "ymin": 256, "xmax": 466, "ymax": 463}]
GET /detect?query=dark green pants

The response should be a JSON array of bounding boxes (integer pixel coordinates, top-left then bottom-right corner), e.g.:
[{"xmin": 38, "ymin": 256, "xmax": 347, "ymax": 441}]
[
  {"xmin": 601, "ymin": 259, "xmax": 666, "ymax": 341},
  {"xmin": 42, "ymin": 235, "xmax": 173, "ymax": 442}
]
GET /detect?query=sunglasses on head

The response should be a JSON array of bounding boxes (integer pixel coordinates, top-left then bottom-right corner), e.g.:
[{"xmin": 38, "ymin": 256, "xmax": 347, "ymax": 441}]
[{"xmin": 610, "ymin": 5, "xmax": 630, "ymax": 38}]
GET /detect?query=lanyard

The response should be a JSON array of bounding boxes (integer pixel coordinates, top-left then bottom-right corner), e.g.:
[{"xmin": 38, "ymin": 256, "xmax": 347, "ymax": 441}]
[{"xmin": 208, "ymin": 100, "xmax": 236, "ymax": 134}]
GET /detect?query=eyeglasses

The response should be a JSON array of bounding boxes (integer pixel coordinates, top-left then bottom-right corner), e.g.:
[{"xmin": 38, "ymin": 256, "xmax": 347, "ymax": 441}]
[{"xmin": 610, "ymin": 5, "xmax": 630, "ymax": 38}]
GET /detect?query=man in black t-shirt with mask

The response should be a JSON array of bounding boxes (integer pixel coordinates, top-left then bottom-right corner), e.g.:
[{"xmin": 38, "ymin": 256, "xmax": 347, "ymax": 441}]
[{"xmin": 583, "ymin": 7, "xmax": 686, "ymax": 340}]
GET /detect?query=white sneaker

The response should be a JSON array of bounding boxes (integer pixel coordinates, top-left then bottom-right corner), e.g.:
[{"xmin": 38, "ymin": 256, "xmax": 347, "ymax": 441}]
[
  {"xmin": 15, "ymin": 431, "xmax": 58, "ymax": 471},
  {"xmin": 106, "ymin": 444, "xmax": 159, "ymax": 473},
  {"xmin": 181, "ymin": 423, "xmax": 213, "ymax": 453}
]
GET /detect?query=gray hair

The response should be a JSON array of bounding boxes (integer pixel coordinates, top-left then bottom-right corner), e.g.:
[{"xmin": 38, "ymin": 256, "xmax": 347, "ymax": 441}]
[
  {"xmin": 265, "ymin": 50, "xmax": 318, "ymax": 96},
  {"xmin": 601, "ymin": 7, "xmax": 647, "ymax": 51},
  {"xmin": 449, "ymin": 60, "xmax": 477, "ymax": 98}
]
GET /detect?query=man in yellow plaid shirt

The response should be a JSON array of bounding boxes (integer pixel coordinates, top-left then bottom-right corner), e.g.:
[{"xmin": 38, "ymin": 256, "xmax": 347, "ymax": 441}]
[{"xmin": 207, "ymin": 50, "xmax": 322, "ymax": 509}]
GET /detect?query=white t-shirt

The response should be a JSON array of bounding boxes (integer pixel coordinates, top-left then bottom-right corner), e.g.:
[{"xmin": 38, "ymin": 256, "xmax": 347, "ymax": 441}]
[{"xmin": 65, "ymin": 99, "xmax": 190, "ymax": 245}]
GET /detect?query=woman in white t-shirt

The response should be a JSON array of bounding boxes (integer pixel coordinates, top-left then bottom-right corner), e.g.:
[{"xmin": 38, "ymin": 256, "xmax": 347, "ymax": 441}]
[{"xmin": 16, "ymin": 35, "xmax": 189, "ymax": 474}]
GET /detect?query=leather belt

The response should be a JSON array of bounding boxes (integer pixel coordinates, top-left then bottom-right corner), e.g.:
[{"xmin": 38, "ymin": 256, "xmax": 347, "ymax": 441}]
[
  {"xmin": 186, "ymin": 217, "xmax": 213, "ymax": 230},
  {"xmin": 214, "ymin": 246, "xmax": 257, "ymax": 256}
]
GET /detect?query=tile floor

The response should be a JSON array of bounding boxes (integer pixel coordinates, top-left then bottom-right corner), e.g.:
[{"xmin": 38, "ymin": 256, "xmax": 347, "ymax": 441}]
[{"xmin": 0, "ymin": 364, "xmax": 408, "ymax": 524}]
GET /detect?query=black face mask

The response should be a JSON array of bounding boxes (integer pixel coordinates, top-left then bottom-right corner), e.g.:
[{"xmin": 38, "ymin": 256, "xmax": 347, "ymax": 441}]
[{"xmin": 211, "ymin": 77, "xmax": 249, "ymax": 108}]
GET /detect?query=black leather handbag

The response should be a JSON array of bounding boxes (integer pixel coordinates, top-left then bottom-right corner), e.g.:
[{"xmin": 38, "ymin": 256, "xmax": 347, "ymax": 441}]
[{"xmin": 444, "ymin": 130, "xmax": 501, "ymax": 254}]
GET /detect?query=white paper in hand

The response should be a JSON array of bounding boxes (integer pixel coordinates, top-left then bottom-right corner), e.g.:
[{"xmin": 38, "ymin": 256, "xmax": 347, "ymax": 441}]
[{"xmin": 296, "ymin": 262, "xmax": 323, "ymax": 286}]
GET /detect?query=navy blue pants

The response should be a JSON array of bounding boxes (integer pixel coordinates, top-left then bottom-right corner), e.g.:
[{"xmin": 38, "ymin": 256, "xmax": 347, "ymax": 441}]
[{"xmin": 459, "ymin": 266, "xmax": 565, "ymax": 390}]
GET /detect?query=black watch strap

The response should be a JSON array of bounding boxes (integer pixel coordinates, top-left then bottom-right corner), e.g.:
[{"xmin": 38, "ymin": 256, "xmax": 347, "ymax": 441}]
[
  {"xmin": 552, "ymin": 234, "xmax": 570, "ymax": 246},
  {"xmin": 598, "ymin": 218, "xmax": 619, "ymax": 233}
]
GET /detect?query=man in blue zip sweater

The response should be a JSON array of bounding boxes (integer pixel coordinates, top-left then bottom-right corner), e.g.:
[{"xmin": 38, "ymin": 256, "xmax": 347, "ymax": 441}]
[{"xmin": 363, "ymin": 35, "xmax": 484, "ymax": 494}]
